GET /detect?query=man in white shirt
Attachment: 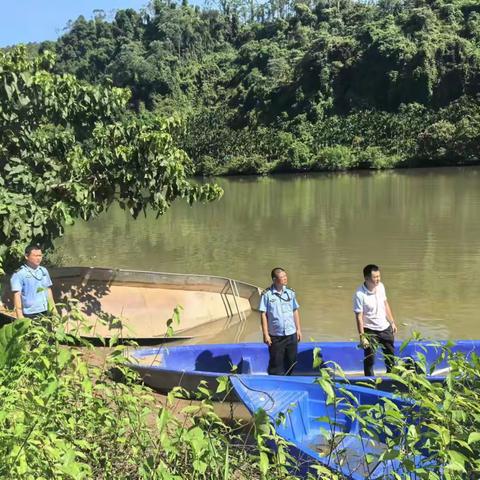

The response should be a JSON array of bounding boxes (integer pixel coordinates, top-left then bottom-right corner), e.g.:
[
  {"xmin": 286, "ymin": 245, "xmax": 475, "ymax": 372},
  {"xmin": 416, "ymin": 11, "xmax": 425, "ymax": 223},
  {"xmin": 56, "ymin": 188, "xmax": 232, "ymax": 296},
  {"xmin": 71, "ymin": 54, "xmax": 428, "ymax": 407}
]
[{"xmin": 353, "ymin": 264, "xmax": 397, "ymax": 376}]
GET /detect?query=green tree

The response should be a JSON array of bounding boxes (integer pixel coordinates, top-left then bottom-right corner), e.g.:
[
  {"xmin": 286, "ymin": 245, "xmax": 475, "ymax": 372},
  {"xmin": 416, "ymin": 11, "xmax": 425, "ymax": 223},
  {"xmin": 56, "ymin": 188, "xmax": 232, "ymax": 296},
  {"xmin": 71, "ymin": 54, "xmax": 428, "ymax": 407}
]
[
  {"xmin": 53, "ymin": 15, "xmax": 116, "ymax": 82},
  {"xmin": 0, "ymin": 47, "xmax": 222, "ymax": 273}
]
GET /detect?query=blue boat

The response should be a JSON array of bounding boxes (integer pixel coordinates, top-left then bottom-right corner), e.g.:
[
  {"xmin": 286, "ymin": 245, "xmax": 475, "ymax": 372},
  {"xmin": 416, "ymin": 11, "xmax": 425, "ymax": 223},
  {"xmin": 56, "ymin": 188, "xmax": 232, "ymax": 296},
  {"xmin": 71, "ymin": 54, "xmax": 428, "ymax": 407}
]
[
  {"xmin": 125, "ymin": 340, "xmax": 479, "ymax": 397},
  {"xmin": 231, "ymin": 375, "xmax": 424, "ymax": 479}
]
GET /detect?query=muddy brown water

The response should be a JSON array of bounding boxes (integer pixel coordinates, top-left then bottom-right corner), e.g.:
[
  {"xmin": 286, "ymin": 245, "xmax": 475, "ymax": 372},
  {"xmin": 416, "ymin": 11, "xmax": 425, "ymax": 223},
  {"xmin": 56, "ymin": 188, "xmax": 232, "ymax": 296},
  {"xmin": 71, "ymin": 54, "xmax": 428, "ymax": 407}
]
[{"xmin": 56, "ymin": 167, "xmax": 480, "ymax": 343}]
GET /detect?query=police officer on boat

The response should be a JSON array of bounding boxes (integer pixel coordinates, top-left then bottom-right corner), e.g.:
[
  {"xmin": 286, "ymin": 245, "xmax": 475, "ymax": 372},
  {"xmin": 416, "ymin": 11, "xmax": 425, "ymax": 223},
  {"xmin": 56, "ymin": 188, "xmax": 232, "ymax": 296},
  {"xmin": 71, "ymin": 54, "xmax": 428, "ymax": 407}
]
[{"xmin": 259, "ymin": 267, "xmax": 302, "ymax": 375}]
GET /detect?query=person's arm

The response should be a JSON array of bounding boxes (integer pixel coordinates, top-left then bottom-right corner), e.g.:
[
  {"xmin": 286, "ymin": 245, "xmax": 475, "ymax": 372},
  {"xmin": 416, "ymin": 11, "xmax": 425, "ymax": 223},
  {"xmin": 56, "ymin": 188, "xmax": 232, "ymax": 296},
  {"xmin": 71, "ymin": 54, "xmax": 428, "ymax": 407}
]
[
  {"xmin": 13, "ymin": 291, "xmax": 23, "ymax": 319},
  {"xmin": 353, "ymin": 292, "xmax": 368, "ymax": 347},
  {"xmin": 291, "ymin": 292, "xmax": 301, "ymax": 342},
  {"xmin": 355, "ymin": 311, "xmax": 369, "ymax": 348},
  {"xmin": 260, "ymin": 312, "xmax": 271, "ymax": 346},
  {"xmin": 294, "ymin": 309, "xmax": 302, "ymax": 342},
  {"xmin": 47, "ymin": 288, "xmax": 58, "ymax": 314},
  {"xmin": 259, "ymin": 292, "xmax": 271, "ymax": 346},
  {"xmin": 385, "ymin": 300, "xmax": 397, "ymax": 334},
  {"xmin": 11, "ymin": 272, "xmax": 23, "ymax": 319}
]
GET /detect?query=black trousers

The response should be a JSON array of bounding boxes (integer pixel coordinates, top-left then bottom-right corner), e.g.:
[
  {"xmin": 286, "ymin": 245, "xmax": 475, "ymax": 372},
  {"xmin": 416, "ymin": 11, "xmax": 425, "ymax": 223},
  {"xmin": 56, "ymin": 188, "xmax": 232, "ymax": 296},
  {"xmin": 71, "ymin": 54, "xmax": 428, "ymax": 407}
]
[
  {"xmin": 268, "ymin": 333, "xmax": 298, "ymax": 375},
  {"xmin": 23, "ymin": 311, "xmax": 48, "ymax": 320},
  {"xmin": 363, "ymin": 326, "xmax": 395, "ymax": 376}
]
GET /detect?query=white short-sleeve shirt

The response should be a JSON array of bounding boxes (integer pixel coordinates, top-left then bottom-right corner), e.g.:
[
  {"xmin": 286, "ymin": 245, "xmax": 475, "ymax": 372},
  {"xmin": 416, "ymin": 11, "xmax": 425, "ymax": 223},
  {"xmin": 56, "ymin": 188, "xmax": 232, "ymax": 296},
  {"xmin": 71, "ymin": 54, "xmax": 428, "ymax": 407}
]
[{"xmin": 353, "ymin": 282, "xmax": 390, "ymax": 331}]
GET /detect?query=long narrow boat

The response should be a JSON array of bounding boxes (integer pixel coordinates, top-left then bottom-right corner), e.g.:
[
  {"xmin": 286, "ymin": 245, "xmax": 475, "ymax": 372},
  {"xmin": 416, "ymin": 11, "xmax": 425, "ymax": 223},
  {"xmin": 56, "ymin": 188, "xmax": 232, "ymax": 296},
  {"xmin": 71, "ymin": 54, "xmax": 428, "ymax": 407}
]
[
  {"xmin": 231, "ymin": 375, "xmax": 423, "ymax": 479},
  {"xmin": 1, "ymin": 267, "xmax": 261, "ymax": 343},
  {"xmin": 125, "ymin": 340, "xmax": 480, "ymax": 396}
]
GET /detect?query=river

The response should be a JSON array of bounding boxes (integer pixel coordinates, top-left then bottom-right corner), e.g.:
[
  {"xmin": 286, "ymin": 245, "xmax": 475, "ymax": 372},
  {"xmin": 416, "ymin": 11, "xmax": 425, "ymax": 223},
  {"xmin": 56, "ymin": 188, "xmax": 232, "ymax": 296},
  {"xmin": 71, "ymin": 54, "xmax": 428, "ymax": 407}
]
[{"xmin": 56, "ymin": 167, "xmax": 480, "ymax": 342}]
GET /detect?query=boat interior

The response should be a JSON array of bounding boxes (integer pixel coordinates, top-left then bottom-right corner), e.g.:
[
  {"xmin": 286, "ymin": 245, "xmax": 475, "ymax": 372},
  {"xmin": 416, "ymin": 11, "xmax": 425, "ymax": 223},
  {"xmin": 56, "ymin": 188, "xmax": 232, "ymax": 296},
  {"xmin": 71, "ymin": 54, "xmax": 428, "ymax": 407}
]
[
  {"xmin": 231, "ymin": 376, "xmax": 414, "ymax": 479},
  {"xmin": 1, "ymin": 267, "xmax": 261, "ymax": 341}
]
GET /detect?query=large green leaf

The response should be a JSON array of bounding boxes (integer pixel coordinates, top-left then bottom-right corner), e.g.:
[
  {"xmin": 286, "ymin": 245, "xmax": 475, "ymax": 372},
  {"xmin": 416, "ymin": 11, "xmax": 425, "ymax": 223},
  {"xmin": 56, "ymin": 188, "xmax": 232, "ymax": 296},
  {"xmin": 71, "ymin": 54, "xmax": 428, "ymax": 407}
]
[{"xmin": 0, "ymin": 318, "xmax": 31, "ymax": 368}]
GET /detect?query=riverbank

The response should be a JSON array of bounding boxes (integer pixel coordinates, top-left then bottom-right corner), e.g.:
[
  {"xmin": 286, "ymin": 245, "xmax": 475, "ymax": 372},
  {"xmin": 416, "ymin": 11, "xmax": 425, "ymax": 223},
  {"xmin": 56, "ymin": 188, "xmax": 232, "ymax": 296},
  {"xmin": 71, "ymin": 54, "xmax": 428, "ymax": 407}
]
[
  {"xmin": 197, "ymin": 155, "xmax": 480, "ymax": 177},
  {"xmin": 182, "ymin": 100, "xmax": 480, "ymax": 177}
]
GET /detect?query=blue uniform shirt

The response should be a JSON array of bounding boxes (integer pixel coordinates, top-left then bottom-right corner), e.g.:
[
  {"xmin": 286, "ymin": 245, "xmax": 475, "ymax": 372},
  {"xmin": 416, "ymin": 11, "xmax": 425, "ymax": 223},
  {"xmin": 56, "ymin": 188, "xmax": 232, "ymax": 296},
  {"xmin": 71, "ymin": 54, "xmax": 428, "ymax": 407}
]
[
  {"xmin": 259, "ymin": 285, "xmax": 299, "ymax": 336},
  {"xmin": 10, "ymin": 265, "xmax": 52, "ymax": 315}
]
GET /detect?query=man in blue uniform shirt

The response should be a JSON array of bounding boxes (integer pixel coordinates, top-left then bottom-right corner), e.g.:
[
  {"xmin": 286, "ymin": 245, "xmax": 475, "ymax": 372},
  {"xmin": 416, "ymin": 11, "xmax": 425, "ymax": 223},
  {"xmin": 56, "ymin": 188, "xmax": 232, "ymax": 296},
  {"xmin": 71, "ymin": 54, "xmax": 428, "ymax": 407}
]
[
  {"xmin": 259, "ymin": 267, "xmax": 302, "ymax": 375},
  {"xmin": 10, "ymin": 244, "xmax": 55, "ymax": 319}
]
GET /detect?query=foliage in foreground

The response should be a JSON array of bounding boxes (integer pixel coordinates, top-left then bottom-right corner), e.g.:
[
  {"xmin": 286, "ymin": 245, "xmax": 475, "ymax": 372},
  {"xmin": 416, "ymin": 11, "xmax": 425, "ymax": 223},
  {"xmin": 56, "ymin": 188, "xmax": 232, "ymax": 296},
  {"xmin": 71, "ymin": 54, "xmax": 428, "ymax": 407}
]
[
  {"xmin": 2, "ymin": 311, "xmax": 480, "ymax": 479},
  {"xmin": 0, "ymin": 316, "xmax": 264, "ymax": 479},
  {"xmin": 223, "ymin": 339, "xmax": 480, "ymax": 479},
  {"xmin": 303, "ymin": 341, "xmax": 480, "ymax": 479}
]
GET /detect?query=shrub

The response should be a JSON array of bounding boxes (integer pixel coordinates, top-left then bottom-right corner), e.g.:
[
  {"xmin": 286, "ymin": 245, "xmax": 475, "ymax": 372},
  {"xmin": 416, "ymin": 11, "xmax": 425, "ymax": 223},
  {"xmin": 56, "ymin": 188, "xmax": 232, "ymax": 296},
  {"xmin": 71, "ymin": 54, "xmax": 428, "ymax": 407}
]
[
  {"xmin": 223, "ymin": 155, "xmax": 273, "ymax": 175},
  {"xmin": 311, "ymin": 145, "xmax": 358, "ymax": 170},
  {"xmin": 356, "ymin": 146, "xmax": 403, "ymax": 169},
  {"xmin": 416, "ymin": 120, "xmax": 457, "ymax": 164},
  {"xmin": 0, "ymin": 315, "xmax": 264, "ymax": 479}
]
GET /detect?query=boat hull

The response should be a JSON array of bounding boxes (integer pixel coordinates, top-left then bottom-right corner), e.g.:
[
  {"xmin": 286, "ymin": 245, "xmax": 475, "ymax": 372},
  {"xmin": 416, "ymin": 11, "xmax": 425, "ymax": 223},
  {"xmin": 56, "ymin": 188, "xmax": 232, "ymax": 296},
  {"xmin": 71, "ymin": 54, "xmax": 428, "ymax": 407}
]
[
  {"xmin": 1, "ymin": 267, "xmax": 261, "ymax": 343},
  {"xmin": 125, "ymin": 340, "xmax": 479, "ymax": 397}
]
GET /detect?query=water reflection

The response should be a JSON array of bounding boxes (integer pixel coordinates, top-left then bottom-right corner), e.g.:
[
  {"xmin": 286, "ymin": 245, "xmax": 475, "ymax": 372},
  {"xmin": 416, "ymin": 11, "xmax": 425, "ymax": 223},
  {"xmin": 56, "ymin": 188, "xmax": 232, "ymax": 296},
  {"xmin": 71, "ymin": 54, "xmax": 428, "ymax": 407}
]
[{"xmin": 56, "ymin": 167, "xmax": 480, "ymax": 340}]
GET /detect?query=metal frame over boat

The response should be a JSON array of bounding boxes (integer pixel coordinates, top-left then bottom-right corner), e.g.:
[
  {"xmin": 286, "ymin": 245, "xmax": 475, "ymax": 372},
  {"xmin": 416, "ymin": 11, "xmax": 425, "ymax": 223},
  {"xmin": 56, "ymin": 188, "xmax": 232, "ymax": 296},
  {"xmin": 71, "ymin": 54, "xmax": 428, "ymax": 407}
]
[
  {"xmin": 125, "ymin": 340, "xmax": 480, "ymax": 396},
  {"xmin": 1, "ymin": 267, "xmax": 261, "ymax": 343},
  {"xmin": 231, "ymin": 375, "xmax": 425, "ymax": 479}
]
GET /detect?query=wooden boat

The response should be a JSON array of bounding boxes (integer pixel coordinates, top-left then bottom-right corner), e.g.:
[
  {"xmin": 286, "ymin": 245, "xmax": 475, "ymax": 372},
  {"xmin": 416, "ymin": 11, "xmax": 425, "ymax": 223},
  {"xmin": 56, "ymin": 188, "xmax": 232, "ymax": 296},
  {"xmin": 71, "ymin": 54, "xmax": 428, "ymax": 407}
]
[
  {"xmin": 125, "ymin": 340, "xmax": 479, "ymax": 396},
  {"xmin": 231, "ymin": 375, "xmax": 424, "ymax": 479},
  {"xmin": 1, "ymin": 267, "xmax": 261, "ymax": 343}
]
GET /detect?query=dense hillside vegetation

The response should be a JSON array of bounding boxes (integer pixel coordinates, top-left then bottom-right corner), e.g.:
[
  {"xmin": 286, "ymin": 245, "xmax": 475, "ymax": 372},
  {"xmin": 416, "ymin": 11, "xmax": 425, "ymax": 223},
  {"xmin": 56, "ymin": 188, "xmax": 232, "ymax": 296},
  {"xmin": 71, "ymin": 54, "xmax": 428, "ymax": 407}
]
[{"xmin": 31, "ymin": 0, "xmax": 480, "ymax": 173}]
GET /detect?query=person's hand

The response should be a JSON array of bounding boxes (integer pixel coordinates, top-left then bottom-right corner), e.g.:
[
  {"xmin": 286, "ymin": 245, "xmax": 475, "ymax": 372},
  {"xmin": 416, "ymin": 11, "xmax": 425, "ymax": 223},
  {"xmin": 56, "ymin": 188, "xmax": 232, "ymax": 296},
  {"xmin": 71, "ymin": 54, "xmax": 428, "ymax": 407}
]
[
  {"xmin": 391, "ymin": 322, "xmax": 398, "ymax": 334},
  {"xmin": 360, "ymin": 334, "xmax": 370, "ymax": 349},
  {"xmin": 263, "ymin": 333, "xmax": 272, "ymax": 346},
  {"xmin": 297, "ymin": 330, "xmax": 302, "ymax": 342},
  {"xmin": 48, "ymin": 297, "xmax": 58, "ymax": 316}
]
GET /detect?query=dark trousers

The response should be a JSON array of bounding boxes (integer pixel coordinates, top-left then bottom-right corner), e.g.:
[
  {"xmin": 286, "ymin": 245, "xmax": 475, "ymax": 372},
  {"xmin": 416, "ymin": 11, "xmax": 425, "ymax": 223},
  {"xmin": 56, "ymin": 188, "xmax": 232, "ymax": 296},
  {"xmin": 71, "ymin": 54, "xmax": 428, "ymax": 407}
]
[
  {"xmin": 268, "ymin": 333, "xmax": 298, "ymax": 375},
  {"xmin": 363, "ymin": 326, "xmax": 395, "ymax": 376},
  {"xmin": 23, "ymin": 311, "xmax": 48, "ymax": 320}
]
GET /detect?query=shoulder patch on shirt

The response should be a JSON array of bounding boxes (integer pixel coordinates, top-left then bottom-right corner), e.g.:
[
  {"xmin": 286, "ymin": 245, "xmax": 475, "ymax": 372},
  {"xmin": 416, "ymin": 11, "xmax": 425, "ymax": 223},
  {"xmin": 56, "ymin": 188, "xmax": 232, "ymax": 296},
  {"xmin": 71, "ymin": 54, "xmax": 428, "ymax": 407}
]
[{"xmin": 261, "ymin": 288, "xmax": 270, "ymax": 296}]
